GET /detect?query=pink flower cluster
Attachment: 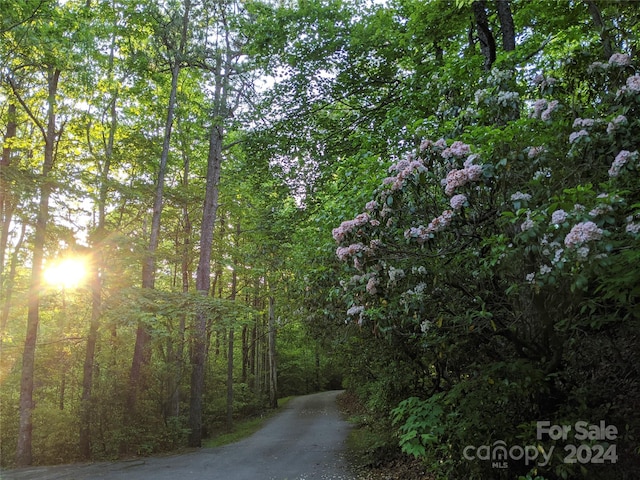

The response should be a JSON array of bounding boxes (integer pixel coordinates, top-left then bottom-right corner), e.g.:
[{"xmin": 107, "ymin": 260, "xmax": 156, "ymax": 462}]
[
  {"xmin": 365, "ymin": 200, "xmax": 379, "ymax": 211},
  {"xmin": 607, "ymin": 115, "xmax": 627, "ymax": 135},
  {"xmin": 564, "ymin": 221, "xmax": 603, "ymax": 248},
  {"xmin": 569, "ymin": 130, "xmax": 588, "ymax": 144},
  {"xmin": 572, "ymin": 118, "xmax": 595, "ymax": 129},
  {"xmin": 551, "ymin": 209, "xmax": 568, "ymax": 225},
  {"xmin": 441, "ymin": 141, "xmax": 471, "ymax": 159},
  {"xmin": 450, "ymin": 194, "xmax": 467, "ymax": 210},
  {"xmin": 627, "ymin": 75, "xmax": 640, "ymax": 92},
  {"xmin": 384, "ymin": 158, "xmax": 427, "ymax": 191},
  {"xmin": 608, "ymin": 150, "xmax": 637, "ymax": 177},
  {"xmin": 531, "ymin": 99, "xmax": 559, "ymax": 121},
  {"xmin": 332, "ymin": 213, "xmax": 370, "ymax": 242},
  {"xmin": 404, "ymin": 210, "xmax": 454, "ymax": 243},
  {"xmin": 618, "ymin": 75, "xmax": 640, "ymax": 96},
  {"xmin": 609, "ymin": 53, "xmax": 631, "ymax": 66},
  {"xmin": 444, "ymin": 164, "xmax": 482, "ymax": 196},
  {"xmin": 336, "ymin": 243, "xmax": 366, "ymax": 261},
  {"xmin": 366, "ymin": 275, "xmax": 379, "ymax": 295},
  {"xmin": 528, "ymin": 146, "xmax": 546, "ymax": 159}
]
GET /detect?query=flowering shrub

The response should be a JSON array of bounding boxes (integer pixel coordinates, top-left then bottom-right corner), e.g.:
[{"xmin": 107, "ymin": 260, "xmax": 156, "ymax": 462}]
[{"xmin": 333, "ymin": 55, "xmax": 640, "ymax": 479}]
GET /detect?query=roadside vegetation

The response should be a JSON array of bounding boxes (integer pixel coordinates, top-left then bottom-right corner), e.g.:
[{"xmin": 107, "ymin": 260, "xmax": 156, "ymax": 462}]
[{"xmin": 2, "ymin": 1, "xmax": 638, "ymax": 479}]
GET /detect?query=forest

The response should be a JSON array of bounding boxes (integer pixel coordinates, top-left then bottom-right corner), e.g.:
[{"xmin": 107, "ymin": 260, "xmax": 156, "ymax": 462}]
[{"xmin": 1, "ymin": 0, "xmax": 639, "ymax": 479}]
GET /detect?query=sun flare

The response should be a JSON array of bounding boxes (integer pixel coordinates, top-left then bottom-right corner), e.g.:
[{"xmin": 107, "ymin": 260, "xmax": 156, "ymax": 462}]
[{"xmin": 43, "ymin": 257, "xmax": 88, "ymax": 289}]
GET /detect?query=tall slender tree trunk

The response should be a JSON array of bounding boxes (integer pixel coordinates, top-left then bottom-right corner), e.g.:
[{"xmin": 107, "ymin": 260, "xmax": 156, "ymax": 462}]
[
  {"xmin": 15, "ymin": 67, "xmax": 60, "ymax": 467},
  {"xmin": 168, "ymin": 142, "xmax": 192, "ymax": 418},
  {"xmin": 127, "ymin": 0, "xmax": 191, "ymax": 420},
  {"xmin": 496, "ymin": 0, "xmax": 516, "ymax": 52},
  {"xmin": 0, "ymin": 223, "xmax": 25, "ymax": 338},
  {"xmin": 241, "ymin": 325, "xmax": 248, "ymax": 383},
  {"xmin": 189, "ymin": 119, "xmax": 223, "ymax": 447},
  {"xmin": 0, "ymin": 101, "xmax": 19, "ymax": 353},
  {"xmin": 584, "ymin": 0, "xmax": 613, "ymax": 60},
  {"xmin": 226, "ymin": 225, "xmax": 239, "ymax": 430},
  {"xmin": 472, "ymin": 0, "xmax": 496, "ymax": 70},
  {"xmin": 79, "ymin": 29, "xmax": 118, "ymax": 456},
  {"xmin": 267, "ymin": 291, "xmax": 277, "ymax": 409},
  {"xmin": 0, "ymin": 102, "xmax": 17, "ymax": 281}
]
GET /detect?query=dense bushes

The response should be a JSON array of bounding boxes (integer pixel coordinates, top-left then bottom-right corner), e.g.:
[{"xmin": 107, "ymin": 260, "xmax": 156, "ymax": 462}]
[{"xmin": 333, "ymin": 53, "xmax": 640, "ymax": 479}]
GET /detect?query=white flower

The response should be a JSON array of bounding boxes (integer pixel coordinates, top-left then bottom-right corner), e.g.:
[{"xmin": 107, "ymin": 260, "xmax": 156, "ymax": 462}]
[
  {"xmin": 450, "ymin": 194, "xmax": 467, "ymax": 210},
  {"xmin": 420, "ymin": 320, "xmax": 432, "ymax": 333},
  {"xmin": 539, "ymin": 264, "xmax": 552, "ymax": 275},
  {"xmin": 511, "ymin": 191, "xmax": 532, "ymax": 202},
  {"xmin": 569, "ymin": 130, "xmax": 589, "ymax": 144},
  {"xmin": 609, "ymin": 53, "xmax": 631, "ymax": 66},
  {"xmin": 551, "ymin": 209, "xmax": 568, "ymax": 225}
]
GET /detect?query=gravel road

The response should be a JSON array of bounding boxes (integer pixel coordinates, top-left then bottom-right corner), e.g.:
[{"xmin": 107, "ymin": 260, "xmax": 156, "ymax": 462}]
[{"xmin": 1, "ymin": 390, "xmax": 355, "ymax": 480}]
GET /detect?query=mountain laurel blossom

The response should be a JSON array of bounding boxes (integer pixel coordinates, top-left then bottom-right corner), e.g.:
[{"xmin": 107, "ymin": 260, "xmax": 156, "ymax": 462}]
[
  {"xmin": 511, "ymin": 191, "xmax": 532, "ymax": 202},
  {"xmin": 332, "ymin": 213, "xmax": 370, "ymax": 242},
  {"xmin": 564, "ymin": 221, "xmax": 604, "ymax": 248},
  {"xmin": 441, "ymin": 141, "xmax": 471, "ymax": 159},
  {"xmin": 366, "ymin": 275, "xmax": 379, "ymax": 295},
  {"xmin": 388, "ymin": 266, "xmax": 405, "ymax": 284},
  {"xmin": 531, "ymin": 99, "xmax": 548, "ymax": 118},
  {"xmin": 540, "ymin": 100, "xmax": 559, "ymax": 121},
  {"xmin": 521, "ymin": 217, "xmax": 535, "ymax": 232},
  {"xmin": 589, "ymin": 205, "xmax": 613, "ymax": 217},
  {"xmin": 428, "ymin": 210, "xmax": 454, "ymax": 233},
  {"xmin": 403, "ymin": 210, "xmax": 455, "ymax": 243},
  {"xmin": 626, "ymin": 222, "xmax": 640, "ymax": 235},
  {"xmin": 607, "ymin": 115, "xmax": 628, "ymax": 135},
  {"xmin": 572, "ymin": 118, "xmax": 595, "ymax": 129},
  {"xmin": 404, "ymin": 225, "xmax": 430, "ymax": 243},
  {"xmin": 588, "ymin": 61, "xmax": 607, "ymax": 72},
  {"xmin": 450, "ymin": 194, "xmax": 467, "ymax": 210},
  {"xmin": 528, "ymin": 146, "xmax": 546, "ymax": 159},
  {"xmin": 569, "ymin": 129, "xmax": 589, "ymax": 144},
  {"xmin": 620, "ymin": 75, "xmax": 640, "ymax": 95},
  {"xmin": 608, "ymin": 150, "xmax": 637, "ymax": 177},
  {"xmin": 609, "ymin": 53, "xmax": 632, "ymax": 66},
  {"xmin": 533, "ymin": 168, "xmax": 551, "ymax": 180},
  {"xmin": 539, "ymin": 264, "xmax": 552, "ymax": 275},
  {"xmin": 444, "ymin": 164, "xmax": 483, "ymax": 196},
  {"xmin": 336, "ymin": 243, "xmax": 367, "ymax": 261},
  {"xmin": 551, "ymin": 209, "xmax": 568, "ymax": 225}
]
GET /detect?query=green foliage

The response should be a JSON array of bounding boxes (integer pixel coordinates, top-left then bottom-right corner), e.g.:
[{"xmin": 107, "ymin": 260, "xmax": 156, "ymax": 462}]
[
  {"xmin": 3, "ymin": 0, "xmax": 640, "ymax": 475},
  {"xmin": 392, "ymin": 395, "xmax": 445, "ymax": 458},
  {"xmin": 314, "ymin": 4, "xmax": 640, "ymax": 478}
]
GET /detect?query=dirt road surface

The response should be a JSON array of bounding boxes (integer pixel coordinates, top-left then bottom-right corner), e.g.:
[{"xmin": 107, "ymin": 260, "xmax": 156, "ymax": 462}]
[{"xmin": 1, "ymin": 390, "xmax": 355, "ymax": 480}]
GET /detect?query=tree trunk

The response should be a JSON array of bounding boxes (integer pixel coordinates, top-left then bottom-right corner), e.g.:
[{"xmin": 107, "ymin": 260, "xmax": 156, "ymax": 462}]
[
  {"xmin": 267, "ymin": 292, "xmax": 277, "ymax": 409},
  {"xmin": 16, "ymin": 67, "xmax": 60, "ymax": 467},
  {"xmin": 188, "ymin": 120, "xmax": 223, "ymax": 447},
  {"xmin": 79, "ymin": 23, "xmax": 118, "ymax": 456},
  {"xmin": 472, "ymin": 0, "xmax": 496, "ymax": 70},
  {"xmin": 226, "ymin": 229, "xmax": 239, "ymax": 430},
  {"xmin": 79, "ymin": 264, "xmax": 101, "ymax": 458},
  {"xmin": 168, "ymin": 141, "xmax": 192, "ymax": 418},
  {"xmin": 584, "ymin": 0, "xmax": 613, "ymax": 60},
  {"xmin": 496, "ymin": 0, "xmax": 516, "ymax": 52},
  {"xmin": 0, "ymin": 223, "xmax": 25, "ymax": 339},
  {"xmin": 0, "ymin": 102, "xmax": 17, "ymax": 281},
  {"xmin": 127, "ymin": 0, "xmax": 191, "ymax": 419},
  {"xmin": 241, "ymin": 325, "xmax": 248, "ymax": 383}
]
